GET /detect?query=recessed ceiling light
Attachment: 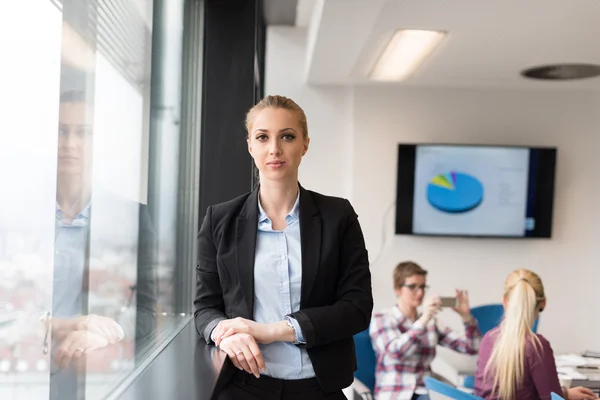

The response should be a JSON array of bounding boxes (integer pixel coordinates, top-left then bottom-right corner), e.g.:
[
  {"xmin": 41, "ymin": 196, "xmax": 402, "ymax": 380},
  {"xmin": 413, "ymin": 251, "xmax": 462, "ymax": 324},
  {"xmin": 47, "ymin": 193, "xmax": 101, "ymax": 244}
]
[
  {"xmin": 370, "ymin": 29, "xmax": 446, "ymax": 81},
  {"xmin": 521, "ymin": 64, "xmax": 600, "ymax": 80}
]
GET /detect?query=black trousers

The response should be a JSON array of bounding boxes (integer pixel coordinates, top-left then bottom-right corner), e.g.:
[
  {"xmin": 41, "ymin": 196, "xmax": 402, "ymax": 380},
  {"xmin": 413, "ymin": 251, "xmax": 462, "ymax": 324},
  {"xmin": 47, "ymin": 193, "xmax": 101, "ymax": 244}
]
[{"xmin": 217, "ymin": 370, "xmax": 347, "ymax": 400}]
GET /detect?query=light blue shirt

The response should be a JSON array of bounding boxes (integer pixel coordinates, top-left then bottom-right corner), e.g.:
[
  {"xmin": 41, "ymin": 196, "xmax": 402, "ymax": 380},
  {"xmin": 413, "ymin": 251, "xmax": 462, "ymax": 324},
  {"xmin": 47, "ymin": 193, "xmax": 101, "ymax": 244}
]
[
  {"xmin": 254, "ymin": 192, "xmax": 315, "ymax": 379},
  {"xmin": 51, "ymin": 203, "xmax": 90, "ymax": 379},
  {"xmin": 52, "ymin": 203, "xmax": 90, "ymax": 318}
]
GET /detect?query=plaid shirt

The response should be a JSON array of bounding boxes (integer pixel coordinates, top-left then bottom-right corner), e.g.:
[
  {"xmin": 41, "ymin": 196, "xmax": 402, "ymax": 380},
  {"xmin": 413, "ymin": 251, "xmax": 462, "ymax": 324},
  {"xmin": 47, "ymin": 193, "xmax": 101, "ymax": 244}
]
[{"xmin": 369, "ymin": 306, "xmax": 481, "ymax": 400}]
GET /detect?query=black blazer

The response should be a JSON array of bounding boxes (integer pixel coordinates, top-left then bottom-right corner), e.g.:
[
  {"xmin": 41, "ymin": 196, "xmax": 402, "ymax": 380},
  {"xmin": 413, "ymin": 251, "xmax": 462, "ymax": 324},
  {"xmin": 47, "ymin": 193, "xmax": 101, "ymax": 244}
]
[{"xmin": 193, "ymin": 185, "xmax": 373, "ymax": 393}]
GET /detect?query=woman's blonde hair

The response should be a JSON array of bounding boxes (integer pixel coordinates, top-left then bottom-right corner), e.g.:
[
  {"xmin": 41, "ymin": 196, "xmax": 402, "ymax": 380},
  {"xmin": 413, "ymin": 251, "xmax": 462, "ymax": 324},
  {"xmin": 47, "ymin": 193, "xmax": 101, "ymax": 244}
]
[
  {"xmin": 484, "ymin": 269, "xmax": 546, "ymax": 399},
  {"xmin": 245, "ymin": 95, "xmax": 309, "ymax": 139}
]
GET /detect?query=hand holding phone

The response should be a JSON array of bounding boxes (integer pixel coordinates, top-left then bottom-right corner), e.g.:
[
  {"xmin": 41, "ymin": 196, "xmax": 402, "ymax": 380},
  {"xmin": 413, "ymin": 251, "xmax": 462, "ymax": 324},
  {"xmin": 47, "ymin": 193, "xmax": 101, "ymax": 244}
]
[
  {"xmin": 440, "ymin": 297, "xmax": 457, "ymax": 308},
  {"xmin": 418, "ymin": 296, "xmax": 442, "ymax": 325}
]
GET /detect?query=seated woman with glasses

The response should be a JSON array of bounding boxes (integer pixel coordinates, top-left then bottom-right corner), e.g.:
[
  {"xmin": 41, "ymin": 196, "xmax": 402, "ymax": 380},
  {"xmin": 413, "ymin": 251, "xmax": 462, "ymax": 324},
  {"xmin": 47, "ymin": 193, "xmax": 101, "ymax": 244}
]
[{"xmin": 369, "ymin": 261, "xmax": 481, "ymax": 400}]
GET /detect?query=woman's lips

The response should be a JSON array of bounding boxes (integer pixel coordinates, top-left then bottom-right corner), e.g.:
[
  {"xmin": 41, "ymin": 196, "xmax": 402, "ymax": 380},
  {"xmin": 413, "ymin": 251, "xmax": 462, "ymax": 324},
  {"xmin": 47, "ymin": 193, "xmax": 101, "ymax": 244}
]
[{"xmin": 267, "ymin": 161, "xmax": 285, "ymax": 168}]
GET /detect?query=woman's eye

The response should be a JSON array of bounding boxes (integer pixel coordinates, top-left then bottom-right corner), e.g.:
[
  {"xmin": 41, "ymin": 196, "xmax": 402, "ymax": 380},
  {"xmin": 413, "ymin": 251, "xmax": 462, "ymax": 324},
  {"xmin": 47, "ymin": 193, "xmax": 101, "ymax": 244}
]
[
  {"xmin": 78, "ymin": 128, "xmax": 92, "ymax": 137},
  {"xmin": 282, "ymin": 134, "xmax": 295, "ymax": 140},
  {"xmin": 256, "ymin": 135, "xmax": 267, "ymax": 141}
]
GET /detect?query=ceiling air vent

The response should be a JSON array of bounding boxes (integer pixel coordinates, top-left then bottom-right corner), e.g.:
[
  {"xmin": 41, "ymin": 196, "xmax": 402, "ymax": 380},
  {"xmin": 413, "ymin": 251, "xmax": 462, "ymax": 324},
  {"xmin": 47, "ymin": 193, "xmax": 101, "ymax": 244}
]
[{"xmin": 521, "ymin": 64, "xmax": 600, "ymax": 80}]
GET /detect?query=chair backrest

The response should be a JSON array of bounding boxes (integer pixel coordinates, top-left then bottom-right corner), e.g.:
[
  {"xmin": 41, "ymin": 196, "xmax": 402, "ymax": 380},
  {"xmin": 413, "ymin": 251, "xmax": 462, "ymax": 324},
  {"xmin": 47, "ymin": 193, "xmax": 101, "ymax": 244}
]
[
  {"xmin": 424, "ymin": 376, "xmax": 484, "ymax": 400},
  {"xmin": 551, "ymin": 392, "xmax": 565, "ymax": 400},
  {"xmin": 470, "ymin": 304, "xmax": 539, "ymax": 336},
  {"xmin": 353, "ymin": 328, "xmax": 377, "ymax": 392}
]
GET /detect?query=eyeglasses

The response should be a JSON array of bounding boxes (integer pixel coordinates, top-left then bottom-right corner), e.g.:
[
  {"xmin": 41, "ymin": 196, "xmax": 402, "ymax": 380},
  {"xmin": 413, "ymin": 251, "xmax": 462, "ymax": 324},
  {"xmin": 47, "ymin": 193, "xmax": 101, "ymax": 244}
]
[{"xmin": 402, "ymin": 284, "xmax": 429, "ymax": 292}]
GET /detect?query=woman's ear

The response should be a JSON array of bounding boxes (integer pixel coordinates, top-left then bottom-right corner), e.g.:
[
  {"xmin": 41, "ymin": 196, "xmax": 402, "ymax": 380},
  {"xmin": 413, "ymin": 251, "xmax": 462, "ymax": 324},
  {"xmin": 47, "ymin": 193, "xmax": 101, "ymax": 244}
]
[
  {"xmin": 394, "ymin": 287, "xmax": 401, "ymax": 298},
  {"xmin": 303, "ymin": 137, "xmax": 310, "ymax": 156},
  {"xmin": 539, "ymin": 298, "xmax": 547, "ymax": 312}
]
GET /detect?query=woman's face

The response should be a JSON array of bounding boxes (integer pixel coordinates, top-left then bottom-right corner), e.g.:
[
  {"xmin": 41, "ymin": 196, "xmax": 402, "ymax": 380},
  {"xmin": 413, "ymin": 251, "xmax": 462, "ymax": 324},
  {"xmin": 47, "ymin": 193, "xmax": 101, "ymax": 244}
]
[
  {"xmin": 57, "ymin": 101, "xmax": 93, "ymax": 178},
  {"xmin": 395, "ymin": 274, "xmax": 427, "ymax": 308},
  {"xmin": 247, "ymin": 107, "xmax": 309, "ymax": 184}
]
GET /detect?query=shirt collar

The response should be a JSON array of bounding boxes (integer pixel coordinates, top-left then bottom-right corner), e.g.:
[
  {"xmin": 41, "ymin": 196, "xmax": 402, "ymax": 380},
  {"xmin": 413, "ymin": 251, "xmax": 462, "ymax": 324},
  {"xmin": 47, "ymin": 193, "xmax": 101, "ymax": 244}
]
[
  {"xmin": 257, "ymin": 190, "xmax": 301, "ymax": 225},
  {"xmin": 56, "ymin": 201, "xmax": 92, "ymax": 226},
  {"xmin": 392, "ymin": 305, "xmax": 422, "ymax": 326}
]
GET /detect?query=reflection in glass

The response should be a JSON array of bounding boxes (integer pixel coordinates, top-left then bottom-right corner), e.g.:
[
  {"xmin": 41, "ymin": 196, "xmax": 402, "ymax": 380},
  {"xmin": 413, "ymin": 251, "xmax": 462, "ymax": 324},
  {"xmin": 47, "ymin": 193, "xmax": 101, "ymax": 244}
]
[
  {"xmin": 49, "ymin": 89, "xmax": 159, "ymax": 400},
  {"xmin": 0, "ymin": 0, "xmax": 189, "ymax": 399}
]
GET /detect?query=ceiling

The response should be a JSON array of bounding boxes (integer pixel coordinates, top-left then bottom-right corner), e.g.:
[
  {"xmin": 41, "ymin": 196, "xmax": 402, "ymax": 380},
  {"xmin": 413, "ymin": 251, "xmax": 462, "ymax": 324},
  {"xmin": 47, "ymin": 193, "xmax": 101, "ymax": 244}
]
[{"xmin": 304, "ymin": 0, "xmax": 600, "ymax": 89}]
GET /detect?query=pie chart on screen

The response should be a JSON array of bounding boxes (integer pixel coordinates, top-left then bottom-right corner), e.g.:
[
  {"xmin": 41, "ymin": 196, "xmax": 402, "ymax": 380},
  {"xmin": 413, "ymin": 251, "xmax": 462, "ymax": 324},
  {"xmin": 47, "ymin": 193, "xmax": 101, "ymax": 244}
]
[{"xmin": 427, "ymin": 172, "xmax": 484, "ymax": 213}]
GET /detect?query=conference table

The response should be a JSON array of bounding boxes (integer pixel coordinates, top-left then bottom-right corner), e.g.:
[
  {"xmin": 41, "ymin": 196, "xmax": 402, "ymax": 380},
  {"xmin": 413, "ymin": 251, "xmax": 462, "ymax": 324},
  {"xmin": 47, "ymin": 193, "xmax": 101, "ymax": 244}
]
[{"xmin": 573, "ymin": 369, "xmax": 600, "ymax": 393}]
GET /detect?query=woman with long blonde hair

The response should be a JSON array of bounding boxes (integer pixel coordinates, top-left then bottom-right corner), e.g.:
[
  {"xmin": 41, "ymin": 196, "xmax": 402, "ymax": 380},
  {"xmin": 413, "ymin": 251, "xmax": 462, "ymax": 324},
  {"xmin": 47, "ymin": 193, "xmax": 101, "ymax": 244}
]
[{"xmin": 474, "ymin": 269, "xmax": 596, "ymax": 400}]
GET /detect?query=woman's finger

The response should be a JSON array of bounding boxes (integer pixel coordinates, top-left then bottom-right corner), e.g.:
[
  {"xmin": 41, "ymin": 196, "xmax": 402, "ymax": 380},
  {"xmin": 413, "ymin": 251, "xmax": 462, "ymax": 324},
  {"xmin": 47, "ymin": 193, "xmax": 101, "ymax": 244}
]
[
  {"xmin": 215, "ymin": 326, "xmax": 231, "ymax": 346},
  {"xmin": 221, "ymin": 347, "xmax": 243, "ymax": 370},
  {"xmin": 61, "ymin": 346, "xmax": 79, "ymax": 370},
  {"xmin": 213, "ymin": 325, "xmax": 225, "ymax": 345},
  {"xmin": 578, "ymin": 389, "xmax": 595, "ymax": 399},
  {"xmin": 240, "ymin": 345, "xmax": 260, "ymax": 378},
  {"xmin": 85, "ymin": 321, "xmax": 105, "ymax": 336},
  {"xmin": 55, "ymin": 334, "xmax": 75, "ymax": 368},
  {"xmin": 236, "ymin": 351, "xmax": 253, "ymax": 375},
  {"xmin": 105, "ymin": 320, "xmax": 121, "ymax": 342},
  {"xmin": 221, "ymin": 328, "xmax": 235, "ymax": 341},
  {"xmin": 213, "ymin": 325, "xmax": 222, "ymax": 339},
  {"xmin": 96, "ymin": 320, "xmax": 113, "ymax": 338},
  {"xmin": 247, "ymin": 339, "xmax": 266, "ymax": 373}
]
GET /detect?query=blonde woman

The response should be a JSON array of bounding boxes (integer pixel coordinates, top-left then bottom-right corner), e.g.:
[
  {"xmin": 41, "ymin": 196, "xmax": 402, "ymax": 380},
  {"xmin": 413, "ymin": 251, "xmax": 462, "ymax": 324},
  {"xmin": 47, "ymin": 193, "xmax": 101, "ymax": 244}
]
[
  {"xmin": 194, "ymin": 95, "xmax": 373, "ymax": 399},
  {"xmin": 474, "ymin": 269, "xmax": 597, "ymax": 400}
]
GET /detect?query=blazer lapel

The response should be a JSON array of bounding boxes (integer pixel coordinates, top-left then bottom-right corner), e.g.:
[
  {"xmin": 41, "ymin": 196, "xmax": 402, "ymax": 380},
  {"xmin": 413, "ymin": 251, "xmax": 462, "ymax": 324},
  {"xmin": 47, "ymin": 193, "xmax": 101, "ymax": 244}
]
[
  {"xmin": 299, "ymin": 185, "xmax": 321, "ymax": 308},
  {"xmin": 235, "ymin": 187, "xmax": 259, "ymax": 319}
]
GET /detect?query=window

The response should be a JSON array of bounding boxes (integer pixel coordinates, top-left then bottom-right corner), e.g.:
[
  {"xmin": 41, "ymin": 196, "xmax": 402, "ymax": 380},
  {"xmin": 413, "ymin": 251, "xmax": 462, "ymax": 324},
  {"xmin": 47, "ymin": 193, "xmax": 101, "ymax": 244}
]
[{"xmin": 0, "ymin": 0, "xmax": 200, "ymax": 399}]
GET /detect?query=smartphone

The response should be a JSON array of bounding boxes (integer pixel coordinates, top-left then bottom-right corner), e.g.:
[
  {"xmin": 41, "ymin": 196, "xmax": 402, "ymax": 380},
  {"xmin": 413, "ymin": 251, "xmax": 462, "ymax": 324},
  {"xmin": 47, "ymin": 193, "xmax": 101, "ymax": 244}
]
[{"xmin": 440, "ymin": 297, "xmax": 457, "ymax": 308}]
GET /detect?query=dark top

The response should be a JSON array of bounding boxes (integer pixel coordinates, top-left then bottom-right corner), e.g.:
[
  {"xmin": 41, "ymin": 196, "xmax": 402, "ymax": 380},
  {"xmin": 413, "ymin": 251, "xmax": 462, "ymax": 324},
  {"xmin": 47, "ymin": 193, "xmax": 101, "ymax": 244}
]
[
  {"xmin": 193, "ymin": 184, "xmax": 373, "ymax": 393},
  {"xmin": 474, "ymin": 327, "xmax": 563, "ymax": 400}
]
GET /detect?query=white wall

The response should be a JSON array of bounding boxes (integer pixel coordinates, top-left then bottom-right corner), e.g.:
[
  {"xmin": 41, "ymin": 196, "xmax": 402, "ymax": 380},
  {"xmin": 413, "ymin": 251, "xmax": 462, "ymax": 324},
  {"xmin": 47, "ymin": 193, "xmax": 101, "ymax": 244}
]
[
  {"xmin": 266, "ymin": 26, "xmax": 600, "ymax": 354},
  {"xmin": 265, "ymin": 27, "xmax": 353, "ymax": 198},
  {"xmin": 353, "ymin": 86, "xmax": 600, "ymax": 354}
]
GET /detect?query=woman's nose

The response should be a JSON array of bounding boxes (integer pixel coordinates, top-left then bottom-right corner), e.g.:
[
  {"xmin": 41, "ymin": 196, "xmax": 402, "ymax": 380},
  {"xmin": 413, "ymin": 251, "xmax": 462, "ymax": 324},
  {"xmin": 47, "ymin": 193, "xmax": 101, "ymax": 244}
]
[
  {"xmin": 60, "ymin": 132, "xmax": 77, "ymax": 149},
  {"xmin": 269, "ymin": 141, "xmax": 281, "ymax": 155}
]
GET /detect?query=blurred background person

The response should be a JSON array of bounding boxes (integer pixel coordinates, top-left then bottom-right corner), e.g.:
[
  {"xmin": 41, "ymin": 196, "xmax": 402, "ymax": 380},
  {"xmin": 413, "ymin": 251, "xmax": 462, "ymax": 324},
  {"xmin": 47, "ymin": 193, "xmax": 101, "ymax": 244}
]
[
  {"xmin": 474, "ymin": 269, "xmax": 596, "ymax": 400},
  {"xmin": 370, "ymin": 261, "xmax": 481, "ymax": 400}
]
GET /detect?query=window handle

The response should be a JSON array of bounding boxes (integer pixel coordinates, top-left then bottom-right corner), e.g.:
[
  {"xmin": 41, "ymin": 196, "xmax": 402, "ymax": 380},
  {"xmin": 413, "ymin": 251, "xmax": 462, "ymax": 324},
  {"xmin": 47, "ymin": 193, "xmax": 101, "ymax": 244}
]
[{"xmin": 40, "ymin": 311, "xmax": 51, "ymax": 355}]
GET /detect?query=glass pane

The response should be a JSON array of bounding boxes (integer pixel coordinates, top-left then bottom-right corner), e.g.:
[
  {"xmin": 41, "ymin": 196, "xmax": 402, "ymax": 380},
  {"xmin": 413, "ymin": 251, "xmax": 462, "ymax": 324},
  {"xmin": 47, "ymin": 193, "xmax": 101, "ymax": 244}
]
[
  {"xmin": 50, "ymin": 0, "xmax": 160, "ymax": 398},
  {"xmin": 0, "ymin": 1, "xmax": 63, "ymax": 399},
  {"xmin": 1, "ymin": 0, "xmax": 191, "ymax": 398}
]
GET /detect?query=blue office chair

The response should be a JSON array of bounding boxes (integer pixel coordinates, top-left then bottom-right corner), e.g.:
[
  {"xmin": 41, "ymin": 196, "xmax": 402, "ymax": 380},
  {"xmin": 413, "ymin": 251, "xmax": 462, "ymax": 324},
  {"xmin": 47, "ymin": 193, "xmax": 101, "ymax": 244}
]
[
  {"xmin": 351, "ymin": 328, "xmax": 477, "ymax": 399},
  {"xmin": 470, "ymin": 304, "xmax": 540, "ymax": 336},
  {"xmin": 551, "ymin": 392, "xmax": 565, "ymax": 400},
  {"xmin": 462, "ymin": 304, "xmax": 540, "ymax": 389},
  {"xmin": 353, "ymin": 327, "xmax": 377, "ymax": 396},
  {"xmin": 425, "ymin": 376, "xmax": 483, "ymax": 399}
]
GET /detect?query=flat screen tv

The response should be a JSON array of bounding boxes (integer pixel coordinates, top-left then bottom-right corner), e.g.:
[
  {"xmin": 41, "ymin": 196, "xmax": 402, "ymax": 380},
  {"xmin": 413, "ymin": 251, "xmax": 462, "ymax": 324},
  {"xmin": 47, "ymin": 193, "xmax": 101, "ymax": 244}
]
[{"xmin": 395, "ymin": 144, "xmax": 557, "ymax": 238}]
